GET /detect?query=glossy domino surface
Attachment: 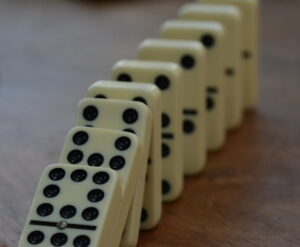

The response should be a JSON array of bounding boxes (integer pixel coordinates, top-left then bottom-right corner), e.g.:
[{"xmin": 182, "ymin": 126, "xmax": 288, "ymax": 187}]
[
  {"xmin": 18, "ymin": 164, "xmax": 122, "ymax": 247},
  {"xmin": 59, "ymin": 127, "xmax": 141, "ymax": 247},
  {"xmin": 157, "ymin": 24, "xmax": 226, "ymax": 150},
  {"xmin": 86, "ymin": 81, "xmax": 162, "ymax": 245},
  {"xmin": 76, "ymin": 98, "xmax": 156, "ymax": 237},
  {"xmin": 178, "ymin": 4, "xmax": 243, "ymax": 129},
  {"xmin": 112, "ymin": 60, "xmax": 185, "ymax": 200},
  {"xmin": 199, "ymin": 0, "xmax": 259, "ymax": 109}
]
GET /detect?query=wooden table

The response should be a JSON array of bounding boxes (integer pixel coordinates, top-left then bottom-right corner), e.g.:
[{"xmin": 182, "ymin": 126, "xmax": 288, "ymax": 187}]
[{"xmin": 0, "ymin": 0, "xmax": 299, "ymax": 246}]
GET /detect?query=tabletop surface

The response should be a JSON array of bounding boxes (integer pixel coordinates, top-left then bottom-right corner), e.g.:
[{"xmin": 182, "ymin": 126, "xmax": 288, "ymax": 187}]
[{"xmin": 0, "ymin": 0, "xmax": 299, "ymax": 246}]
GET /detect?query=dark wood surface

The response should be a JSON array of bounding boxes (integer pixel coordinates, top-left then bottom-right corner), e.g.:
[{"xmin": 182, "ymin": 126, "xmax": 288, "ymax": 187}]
[{"xmin": 1, "ymin": 0, "xmax": 300, "ymax": 246}]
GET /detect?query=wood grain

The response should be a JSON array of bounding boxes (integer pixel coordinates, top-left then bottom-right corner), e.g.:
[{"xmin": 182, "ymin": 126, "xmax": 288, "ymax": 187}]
[{"xmin": 0, "ymin": 0, "xmax": 299, "ymax": 246}]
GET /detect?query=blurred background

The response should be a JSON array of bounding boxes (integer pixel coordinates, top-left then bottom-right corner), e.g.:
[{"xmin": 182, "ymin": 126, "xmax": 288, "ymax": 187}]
[{"xmin": 0, "ymin": 0, "xmax": 300, "ymax": 246}]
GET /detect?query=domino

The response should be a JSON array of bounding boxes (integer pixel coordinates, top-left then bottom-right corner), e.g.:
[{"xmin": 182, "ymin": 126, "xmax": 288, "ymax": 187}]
[
  {"xmin": 112, "ymin": 59, "xmax": 207, "ymax": 176},
  {"xmin": 59, "ymin": 127, "xmax": 142, "ymax": 247},
  {"xmin": 199, "ymin": 0, "xmax": 259, "ymax": 109},
  {"xmin": 178, "ymin": 4, "xmax": 243, "ymax": 129},
  {"xmin": 18, "ymin": 164, "xmax": 122, "ymax": 247},
  {"xmin": 138, "ymin": 38, "xmax": 226, "ymax": 151},
  {"xmin": 86, "ymin": 81, "xmax": 162, "ymax": 239},
  {"xmin": 112, "ymin": 60, "xmax": 188, "ymax": 197},
  {"xmin": 76, "ymin": 98, "xmax": 158, "ymax": 234}
]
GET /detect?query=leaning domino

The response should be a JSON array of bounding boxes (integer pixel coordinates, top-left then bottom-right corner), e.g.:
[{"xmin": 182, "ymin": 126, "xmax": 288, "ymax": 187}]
[
  {"xmin": 18, "ymin": 164, "xmax": 122, "ymax": 247},
  {"xmin": 76, "ymin": 97, "xmax": 157, "ymax": 235},
  {"xmin": 86, "ymin": 81, "xmax": 162, "ymax": 235},
  {"xmin": 59, "ymin": 127, "xmax": 142, "ymax": 247}
]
